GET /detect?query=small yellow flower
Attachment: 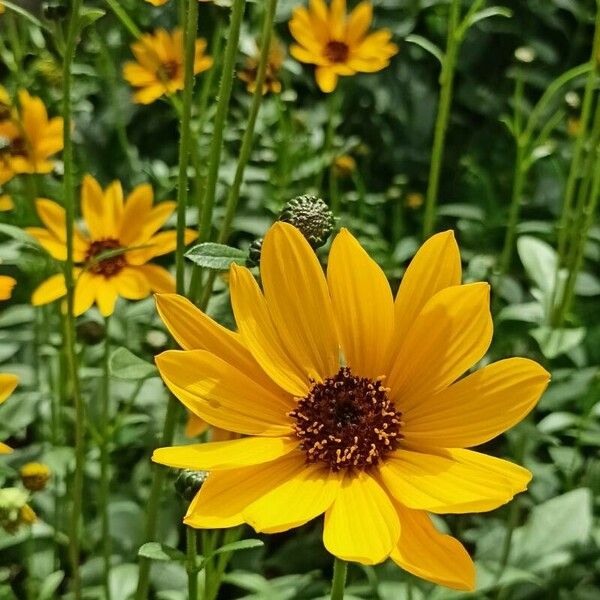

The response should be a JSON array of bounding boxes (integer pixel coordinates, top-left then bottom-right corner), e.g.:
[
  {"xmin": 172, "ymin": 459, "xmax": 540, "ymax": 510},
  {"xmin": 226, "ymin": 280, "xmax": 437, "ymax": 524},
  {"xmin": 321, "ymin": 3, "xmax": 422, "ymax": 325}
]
[
  {"xmin": 0, "ymin": 373, "xmax": 18, "ymax": 453},
  {"xmin": 0, "ymin": 90, "xmax": 63, "ymax": 185},
  {"xmin": 238, "ymin": 38, "xmax": 285, "ymax": 95},
  {"xmin": 289, "ymin": 0, "xmax": 398, "ymax": 92},
  {"xmin": 26, "ymin": 175, "xmax": 197, "ymax": 317},
  {"xmin": 0, "ymin": 488, "xmax": 36, "ymax": 534},
  {"xmin": 0, "ymin": 275, "xmax": 16, "ymax": 300},
  {"xmin": 333, "ymin": 154, "xmax": 356, "ymax": 177},
  {"xmin": 123, "ymin": 28, "xmax": 213, "ymax": 105},
  {"xmin": 405, "ymin": 192, "xmax": 424, "ymax": 210},
  {"xmin": 152, "ymin": 224, "xmax": 549, "ymax": 590},
  {"xmin": 0, "ymin": 195, "xmax": 14, "ymax": 211},
  {"xmin": 20, "ymin": 462, "xmax": 51, "ymax": 492}
]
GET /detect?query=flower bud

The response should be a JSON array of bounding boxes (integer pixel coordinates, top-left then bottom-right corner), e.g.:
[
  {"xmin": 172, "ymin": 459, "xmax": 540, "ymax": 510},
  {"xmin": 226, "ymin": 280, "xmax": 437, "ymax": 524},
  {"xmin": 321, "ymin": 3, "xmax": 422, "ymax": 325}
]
[
  {"xmin": 278, "ymin": 195, "xmax": 335, "ymax": 249},
  {"xmin": 175, "ymin": 469, "xmax": 208, "ymax": 502},
  {"xmin": 20, "ymin": 462, "xmax": 51, "ymax": 492}
]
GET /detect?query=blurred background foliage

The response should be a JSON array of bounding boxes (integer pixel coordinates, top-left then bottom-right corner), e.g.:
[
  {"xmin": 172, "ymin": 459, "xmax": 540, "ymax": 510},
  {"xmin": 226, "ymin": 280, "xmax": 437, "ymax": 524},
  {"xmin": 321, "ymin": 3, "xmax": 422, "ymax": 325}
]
[{"xmin": 0, "ymin": 0, "xmax": 599, "ymax": 598}]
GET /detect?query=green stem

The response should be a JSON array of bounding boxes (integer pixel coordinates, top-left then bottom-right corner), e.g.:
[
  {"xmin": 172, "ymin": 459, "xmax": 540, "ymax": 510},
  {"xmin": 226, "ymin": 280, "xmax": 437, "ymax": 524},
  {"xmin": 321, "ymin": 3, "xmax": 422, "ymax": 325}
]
[
  {"xmin": 198, "ymin": 0, "xmax": 247, "ymax": 246},
  {"xmin": 62, "ymin": 2, "xmax": 84, "ymax": 598},
  {"xmin": 330, "ymin": 557, "xmax": 348, "ymax": 600},
  {"xmin": 422, "ymin": 0, "xmax": 462, "ymax": 239},
  {"xmin": 317, "ymin": 90, "xmax": 339, "ymax": 195},
  {"xmin": 557, "ymin": 6, "xmax": 600, "ymax": 264},
  {"xmin": 196, "ymin": 0, "xmax": 278, "ymax": 308},
  {"xmin": 176, "ymin": 0, "xmax": 200, "ymax": 293},
  {"xmin": 186, "ymin": 527, "xmax": 199, "ymax": 600},
  {"xmin": 100, "ymin": 317, "xmax": 112, "ymax": 600},
  {"xmin": 103, "ymin": 0, "xmax": 142, "ymax": 38}
]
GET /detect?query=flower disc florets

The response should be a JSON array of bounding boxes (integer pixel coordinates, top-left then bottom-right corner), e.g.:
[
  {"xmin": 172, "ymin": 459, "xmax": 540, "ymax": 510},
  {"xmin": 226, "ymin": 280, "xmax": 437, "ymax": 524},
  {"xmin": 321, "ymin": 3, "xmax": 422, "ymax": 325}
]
[
  {"xmin": 289, "ymin": 367, "xmax": 403, "ymax": 472},
  {"xmin": 86, "ymin": 238, "xmax": 126, "ymax": 277},
  {"xmin": 278, "ymin": 195, "xmax": 335, "ymax": 249},
  {"xmin": 324, "ymin": 41, "xmax": 350, "ymax": 63}
]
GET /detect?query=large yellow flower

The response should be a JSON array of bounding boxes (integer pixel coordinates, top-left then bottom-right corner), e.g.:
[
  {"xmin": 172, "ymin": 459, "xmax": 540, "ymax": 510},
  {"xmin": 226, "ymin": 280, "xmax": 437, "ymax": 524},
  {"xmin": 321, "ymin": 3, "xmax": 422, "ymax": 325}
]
[
  {"xmin": 0, "ymin": 374, "xmax": 18, "ymax": 453},
  {"xmin": 27, "ymin": 175, "xmax": 197, "ymax": 317},
  {"xmin": 0, "ymin": 90, "xmax": 63, "ymax": 184},
  {"xmin": 152, "ymin": 224, "xmax": 549, "ymax": 590},
  {"xmin": 289, "ymin": 0, "xmax": 398, "ymax": 92},
  {"xmin": 123, "ymin": 28, "xmax": 213, "ymax": 105}
]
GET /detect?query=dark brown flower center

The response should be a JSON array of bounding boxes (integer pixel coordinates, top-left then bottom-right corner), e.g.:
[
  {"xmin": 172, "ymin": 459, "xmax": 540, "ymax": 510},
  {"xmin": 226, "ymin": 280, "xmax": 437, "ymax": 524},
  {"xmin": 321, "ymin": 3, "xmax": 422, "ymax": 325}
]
[
  {"xmin": 324, "ymin": 40, "xmax": 350, "ymax": 63},
  {"xmin": 86, "ymin": 238, "xmax": 126, "ymax": 277},
  {"xmin": 161, "ymin": 60, "xmax": 180, "ymax": 80},
  {"xmin": 289, "ymin": 367, "xmax": 403, "ymax": 472}
]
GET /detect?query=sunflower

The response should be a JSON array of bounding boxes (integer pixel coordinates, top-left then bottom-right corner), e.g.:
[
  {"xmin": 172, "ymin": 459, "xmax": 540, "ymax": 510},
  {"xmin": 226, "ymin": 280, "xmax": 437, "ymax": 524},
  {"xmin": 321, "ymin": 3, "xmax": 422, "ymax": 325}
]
[
  {"xmin": 152, "ymin": 224, "xmax": 549, "ymax": 590},
  {"xmin": 289, "ymin": 0, "xmax": 398, "ymax": 93},
  {"xmin": 238, "ymin": 38, "xmax": 285, "ymax": 95},
  {"xmin": 0, "ymin": 90, "xmax": 63, "ymax": 184},
  {"xmin": 0, "ymin": 373, "xmax": 18, "ymax": 453},
  {"xmin": 123, "ymin": 28, "xmax": 213, "ymax": 105},
  {"xmin": 27, "ymin": 175, "xmax": 197, "ymax": 317},
  {"xmin": 0, "ymin": 275, "xmax": 16, "ymax": 300}
]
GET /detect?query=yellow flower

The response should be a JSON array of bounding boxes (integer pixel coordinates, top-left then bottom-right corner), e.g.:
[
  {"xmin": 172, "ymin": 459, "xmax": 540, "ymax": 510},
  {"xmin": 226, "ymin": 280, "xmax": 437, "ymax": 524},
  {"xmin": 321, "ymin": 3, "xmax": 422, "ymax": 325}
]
[
  {"xmin": 0, "ymin": 488, "xmax": 36, "ymax": 533},
  {"xmin": 123, "ymin": 28, "xmax": 213, "ymax": 105},
  {"xmin": 27, "ymin": 175, "xmax": 197, "ymax": 317},
  {"xmin": 405, "ymin": 192, "xmax": 424, "ymax": 210},
  {"xmin": 20, "ymin": 462, "xmax": 51, "ymax": 492},
  {"xmin": 152, "ymin": 224, "xmax": 549, "ymax": 590},
  {"xmin": 333, "ymin": 154, "xmax": 356, "ymax": 177},
  {"xmin": 0, "ymin": 90, "xmax": 63, "ymax": 184},
  {"xmin": 0, "ymin": 195, "xmax": 14, "ymax": 211},
  {"xmin": 238, "ymin": 38, "xmax": 285, "ymax": 95},
  {"xmin": 289, "ymin": 0, "xmax": 398, "ymax": 93},
  {"xmin": 0, "ymin": 373, "xmax": 18, "ymax": 453},
  {"xmin": 0, "ymin": 275, "xmax": 16, "ymax": 300}
]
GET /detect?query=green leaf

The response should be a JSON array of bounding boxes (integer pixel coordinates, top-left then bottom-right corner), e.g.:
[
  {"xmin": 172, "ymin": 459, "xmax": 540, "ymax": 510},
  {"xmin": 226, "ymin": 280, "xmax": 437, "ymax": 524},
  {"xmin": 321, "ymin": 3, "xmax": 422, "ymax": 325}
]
[
  {"xmin": 517, "ymin": 235, "xmax": 557, "ymax": 295},
  {"xmin": 0, "ymin": 224, "xmax": 41, "ymax": 248},
  {"xmin": 537, "ymin": 411, "xmax": 579, "ymax": 434},
  {"xmin": 79, "ymin": 7, "xmax": 106, "ymax": 30},
  {"xmin": 38, "ymin": 571, "xmax": 65, "ymax": 600},
  {"xmin": 404, "ymin": 34, "xmax": 443, "ymax": 66},
  {"xmin": 211, "ymin": 538, "xmax": 265, "ymax": 557},
  {"xmin": 531, "ymin": 326, "xmax": 586, "ymax": 359},
  {"xmin": 185, "ymin": 243, "xmax": 247, "ymax": 270},
  {"xmin": 109, "ymin": 347, "xmax": 157, "ymax": 380},
  {"xmin": 138, "ymin": 542, "xmax": 186, "ymax": 563},
  {"xmin": 466, "ymin": 6, "xmax": 513, "ymax": 28}
]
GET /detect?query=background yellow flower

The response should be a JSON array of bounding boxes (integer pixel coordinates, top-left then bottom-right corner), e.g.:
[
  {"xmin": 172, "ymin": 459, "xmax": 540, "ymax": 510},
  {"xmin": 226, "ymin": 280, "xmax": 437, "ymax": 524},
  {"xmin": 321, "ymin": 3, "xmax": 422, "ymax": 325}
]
[
  {"xmin": 0, "ymin": 373, "xmax": 18, "ymax": 453},
  {"xmin": 289, "ymin": 0, "xmax": 398, "ymax": 92},
  {"xmin": 123, "ymin": 28, "xmax": 213, "ymax": 104},
  {"xmin": 27, "ymin": 175, "xmax": 197, "ymax": 317},
  {"xmin": 0, "ymin": 275, "xmax": 16, "ymax": 300}
]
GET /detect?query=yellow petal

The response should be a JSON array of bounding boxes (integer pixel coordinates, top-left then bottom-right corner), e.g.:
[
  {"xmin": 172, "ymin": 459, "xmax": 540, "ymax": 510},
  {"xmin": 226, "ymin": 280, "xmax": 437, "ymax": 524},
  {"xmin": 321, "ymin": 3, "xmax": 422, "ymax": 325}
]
[
  {"xmin": 138, "ymin": 264, "xmax": 175, "ymax": 293},
  {"xmin": 261, "ymin": 222, "xmax": 339, "ymax": 382},
  {"xmin": 113, "ymin": 267, "xmax": 151, "ymax": 300},
  {"xmin": 156, "ymin": 293, "xmax": 278, "ymax": 393},
  {"xmin": 243, "ymin": 463, "xmax": 341, "ymax": 534},
  {"xmin": 26, "ymin": 227, "xmax": 68, "ymax": 261},
  {"xmin": 185, "ymin": 412, "xmax": 209, "ymax": 438},
  {"xmin": 403, "ymin": 358, "xmax": 550, "ymax": 448},
  {"xmin": 0, "ymin": 442, "xmax": 13, "ymax": 454},
  {"xmin": 119, "ymin": 183, "xmax": 153, "ymax": 245},
  {"xmin": 327, "ymin": 228, "xmax": 393, "ymax": 378},
  {"xmin": 81, "ymin": 175, "xmax": 109, "ymax": 239},
  {"xmin": 378, "ymin": 447, "xmax": 530, "ymax": 514},
  {"xmin": 323, "ymin": 471, "xmax": 399, "ymax": 565},
  {"xmin": 230, "ymin": 265, "xmax": 310, "ymax": 397},
  {"xmin": 153, "ymin": 436, "xmax": 298, "ymax": 470},
  {"xmin": 95, "ymin": 278, "xmax": 118, "ymax": 316},
  {"xmin": 74, "ymin": 271, "xmax": 96, "ymax": 316},
  {"xmin": 32, "ymin": 273, "xmax": 67, "ymax": 306},
  {"xmin": 346, "ymin": 1, "xmax": 372, "ymax": 44},
  {"xmin": 389, "ymin": 231, "xmax": 461, "ymax": 368},
  {"xmin": 391, "ymin": 503, "xmax": 475, "ymax": 591},
  {"xmin": 388, "ymin": 283, "xmax": 492, "ymax": 411},
  {"xmin": 0, "ymin": 276, "xmax": 16, "ymax": 301},
  {"xmin": 0, "ymin": 373, "xmax": 18, "ymax": 404},
  {"xmin": 184, "ymin": 453, "xmax": 306, "ymax": 529},
  {"xmin": 156, "ymin": 349, "xmax": 294, "ymax": 437},
  {"xmin": 315, "ymin": 67, "xmax": 338, "ymax": 92}
]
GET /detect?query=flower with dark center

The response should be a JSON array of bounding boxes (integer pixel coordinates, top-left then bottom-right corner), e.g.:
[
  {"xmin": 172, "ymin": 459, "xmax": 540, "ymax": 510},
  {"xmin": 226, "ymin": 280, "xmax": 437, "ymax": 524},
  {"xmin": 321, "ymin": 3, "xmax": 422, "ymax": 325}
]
[
  {"xmin": 153, "ymin": 223, "xmax": 550, "ymax": 590},
  {"xmin": 85, "ymin": 238, "xmax": 127, "ymax": 277}
]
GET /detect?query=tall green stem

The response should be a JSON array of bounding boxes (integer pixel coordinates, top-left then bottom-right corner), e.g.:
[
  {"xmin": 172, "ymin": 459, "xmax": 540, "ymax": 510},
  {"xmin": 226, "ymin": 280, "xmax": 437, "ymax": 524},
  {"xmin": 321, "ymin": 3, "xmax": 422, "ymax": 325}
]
[
  {"xmin": 196, "ymin": 0, "xmax": 278, "ymax": 308},
  {"xmin": 186, "ymin": 527, "xmax": 199, "ymax": 600},
  {"xmin": 100, "ymin": 317, "xmax": 112, "ymax": 600},
  {"xmin": 422, "ymin": 0, "xmax": 462, "ymax": 238},
  {"xmin": 197, "ymin": 0, "xmax": 247, "ymax": 246},
  {"xmin": 62, "ymin": 2, "xmax": 84, "ymax": 598},
  {"xmin": 330, "ymin": 557, "xmax": 348, "ymax": 600},
  {"xmin": 176, "ymin": 0, "xmax": 200, "ymax": 292}
]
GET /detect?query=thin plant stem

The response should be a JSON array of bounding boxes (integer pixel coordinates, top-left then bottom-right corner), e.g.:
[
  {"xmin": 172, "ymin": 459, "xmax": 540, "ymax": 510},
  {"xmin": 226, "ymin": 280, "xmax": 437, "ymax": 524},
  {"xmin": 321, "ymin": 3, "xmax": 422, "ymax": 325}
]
[
  {"xmin": 103, "ymin": 0, "xmax": 142, "ymax": 39},
  {"xmin": 196, "ymin": 0, "xmax": 279, "ymax": 307},
  {"xmin": 422, "ymin": 0, "xmax": 462, "ymax": 239},
  {"xmin": 186, "ymin": 527, "xmax": 199, "ymax": 600},
  {"xmin": 316, "ymin": 90, "xmax": 339, "ymax": 196},
  {"xmin": 176, "ymin": 0, "xmax": 200, "ymax": 293},
  {"xmin": 62, "ymin": 2, "xmax": 84, "ymax": 598},
  {"xmin": 330, "ymin": 557, "xmax": 348, "ymax": 600},
  {"xmin": 100, "ymin": 316, "xmax": 112, "ymax": 600},
  {"xmin": 198, "ymin": 0, "xmax": 247, "ymax": 247}
]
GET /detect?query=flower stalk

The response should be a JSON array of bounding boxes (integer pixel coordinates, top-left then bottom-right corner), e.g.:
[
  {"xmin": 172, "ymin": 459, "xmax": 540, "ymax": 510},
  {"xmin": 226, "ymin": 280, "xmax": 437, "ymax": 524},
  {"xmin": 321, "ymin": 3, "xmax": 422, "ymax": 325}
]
[
  {"xmin": 186, "ymin": 527, "xmax": 199, "ymax": 600},
  {"xmin": 330, "ymin": 557, "xmax": 348, "ymax": 600}
]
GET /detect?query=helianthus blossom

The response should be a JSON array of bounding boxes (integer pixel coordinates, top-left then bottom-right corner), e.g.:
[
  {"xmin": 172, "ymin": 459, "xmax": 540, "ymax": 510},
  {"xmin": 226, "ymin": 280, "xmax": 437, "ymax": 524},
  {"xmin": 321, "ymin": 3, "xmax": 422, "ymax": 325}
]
[
  {"xmin": 0, "ymin": 275, "xmax": 16, "ymax": 300},
  {"xmin": 239, "ymin": 38, "xmax": 285, "ymax": 95},
  {"xmin": 123, "ymin": 28, "xmax": 213, "ymax": 105},
  {"xmin": 27, "ymin": 175, "xmax": 197, "ymax": 317},
  {"xmin": 0, "ymin": 373, "xmax": 18, "ymax": 453},
  {"xmin": 289, "ymin": 0, "xmax": 398, "ymax": 92},
  {"xmin": 152, "ymin": 223, "xmax": 549, "ymax": 590},
  {"xmin": 0, "ymin": 89, "xmax": 63, "ymax": 184}
]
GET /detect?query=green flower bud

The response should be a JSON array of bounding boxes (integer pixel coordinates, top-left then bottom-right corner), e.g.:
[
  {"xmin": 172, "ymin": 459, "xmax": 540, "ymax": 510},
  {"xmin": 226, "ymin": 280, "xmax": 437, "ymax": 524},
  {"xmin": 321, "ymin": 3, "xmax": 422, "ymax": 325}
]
[
  {"xmin": 175, "ymin": 469, "xmax": 208, "ymax": 502},
  {"xmin": 246, "ymin": 238, "xmax": 263, "ymax": 268},
  {"xmin": 278, "ymin": 195, "xmax": 335, "ymax": 249}
]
